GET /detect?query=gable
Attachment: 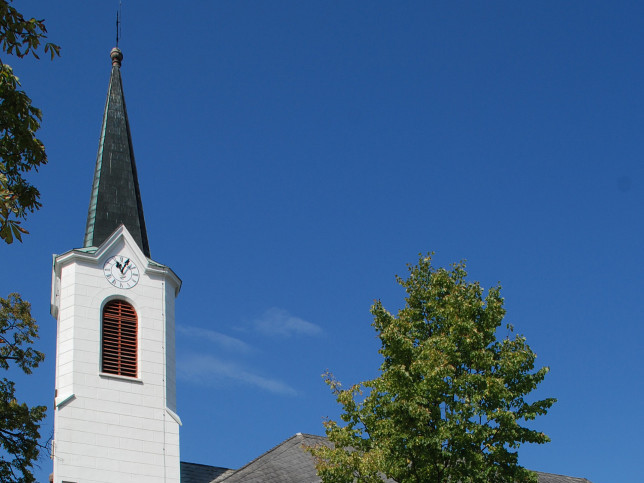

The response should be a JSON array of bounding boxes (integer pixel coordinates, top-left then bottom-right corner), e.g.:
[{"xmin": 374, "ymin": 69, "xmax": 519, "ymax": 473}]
[{"xmin": 213, "ymin": 433, "xmax": 327, "ymax": 483}]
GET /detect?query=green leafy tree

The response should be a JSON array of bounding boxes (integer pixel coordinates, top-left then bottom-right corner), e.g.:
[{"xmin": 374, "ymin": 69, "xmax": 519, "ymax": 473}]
[
  {"xmin": 0, "ymin": 0, "xmax": 60, "ymax": 243},
  {"xmin": 309, "ymin": 255, "xmax": 556, "ymax": 483},
  {"xmin": 0, "ymin": 2, "xmax": 58, "ymax": 480},
  {"xmin": 0, "ymin": 294, "xmax": 46, "ymax": 483}
]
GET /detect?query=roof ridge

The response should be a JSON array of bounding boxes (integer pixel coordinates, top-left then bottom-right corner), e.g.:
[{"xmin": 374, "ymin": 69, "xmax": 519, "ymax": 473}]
[
  {"xmin": 298, "ymin": 432, "xmax": 326, "ymax": 439},
  {"xmin": 535, "ymin": 470, "xmax": 591, "ymax": 482},
  {"xmin": 181, "ymin": 461, "xmax": 230, "ymax": 469}
]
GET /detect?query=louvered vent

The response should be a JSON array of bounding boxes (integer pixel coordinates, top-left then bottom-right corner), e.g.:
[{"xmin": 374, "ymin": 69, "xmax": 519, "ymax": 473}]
[{"xmin": 102, "ymin": 300, "xmax": 137, "ymax": 377}]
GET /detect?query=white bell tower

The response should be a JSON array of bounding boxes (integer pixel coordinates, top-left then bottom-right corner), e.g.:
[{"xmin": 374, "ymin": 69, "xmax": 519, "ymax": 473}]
[{"xmin": 50, "ymin": 48, "xmax": 181, "ymax": 483}]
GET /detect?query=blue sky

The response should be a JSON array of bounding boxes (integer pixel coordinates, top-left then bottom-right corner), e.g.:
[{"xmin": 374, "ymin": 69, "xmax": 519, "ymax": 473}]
[{"xmin": 1, "ymin": 2, "xmax": 642, "ymax": 482}]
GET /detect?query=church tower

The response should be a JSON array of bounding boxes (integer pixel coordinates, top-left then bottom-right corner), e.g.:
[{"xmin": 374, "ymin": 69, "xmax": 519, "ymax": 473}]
[{"xmin": 50, "ymin": 47, "xmax": 181, "ymax": 483}]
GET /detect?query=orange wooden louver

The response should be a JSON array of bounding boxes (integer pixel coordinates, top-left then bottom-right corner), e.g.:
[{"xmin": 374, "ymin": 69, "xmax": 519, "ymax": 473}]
[{"xmin": 102, "ymin": 300, "xmax": 137, "ymax": 377}]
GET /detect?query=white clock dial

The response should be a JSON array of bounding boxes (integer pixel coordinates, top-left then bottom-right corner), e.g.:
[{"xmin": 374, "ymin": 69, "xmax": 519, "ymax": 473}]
[{"xmin": 103, "ymin": 255, "xmax": 140, "ymax": 289}]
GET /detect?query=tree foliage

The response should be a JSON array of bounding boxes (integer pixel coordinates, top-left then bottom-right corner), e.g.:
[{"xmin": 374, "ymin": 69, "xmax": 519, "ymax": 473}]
[
  {"xmin": 0, "ymin": 294, "xmax": 46, "ymax": 483},
  {"xmin": 309, "ymin": 255, "xmax": 556, "ymax": 483},
  {"xmin": 0, "ymin": 0, "xmax": 59, "ymax": 243},
  {"xmin": 0, "ymin": 3, "xmax": 57, "ymax": 480}
]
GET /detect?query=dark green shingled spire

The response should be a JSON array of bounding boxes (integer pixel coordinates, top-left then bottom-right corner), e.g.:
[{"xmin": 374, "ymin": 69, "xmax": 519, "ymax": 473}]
[{"xmin": 83, "ymin": 47, "xmax": 150, "ymax": 257}]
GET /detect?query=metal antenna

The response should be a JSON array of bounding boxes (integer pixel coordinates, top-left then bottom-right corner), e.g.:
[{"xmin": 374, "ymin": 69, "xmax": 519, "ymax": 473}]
[{"xmin": 115, "ymin": 1, "xmax": 122, "ymax": 47}]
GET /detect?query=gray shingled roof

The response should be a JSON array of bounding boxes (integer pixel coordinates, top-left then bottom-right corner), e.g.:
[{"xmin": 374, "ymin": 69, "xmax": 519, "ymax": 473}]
[
  {"xmin": 536, "ymin": 472, "xmax": 593, "ymax": 483},
  {"xmin": 83, "ymin": 47, "xmax": 150, "ymax": 257},
  {"xmin": 185, "ymin": 433, "xmax": 592, "ymax": 483},
  {"xmin": 211, "ymin": 433, "xmax": 330, "ymax": 483},
  {"xmin": 180, "ymin": 461, "xmax": 233, "ymax": 483}
]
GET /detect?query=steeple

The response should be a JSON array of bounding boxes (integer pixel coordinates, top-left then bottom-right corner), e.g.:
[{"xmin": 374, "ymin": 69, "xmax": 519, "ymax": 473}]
[
  {"xmin": 83, "ymin": 47, "xmax": 150, "ymax": 257},
  {"xmin": 52, "ymin": 45, "xmax": 181, "ymax": 483}
]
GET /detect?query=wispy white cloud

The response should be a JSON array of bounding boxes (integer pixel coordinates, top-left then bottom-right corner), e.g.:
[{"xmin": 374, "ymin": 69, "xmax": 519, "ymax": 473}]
[
  {"xmin": 176, "ymin": 309, "xmax": 319, "ymax": 396},
  {"xmin": 177, "ymin": 325, "xmax": 252, "ymax": 354},
  {"xmin": 177, "ymin": 354, "xmax": 297, "ymax": 396},
  {"xmin": 252, "ymin": 307, "xmax": 322, "ymax": 337}
]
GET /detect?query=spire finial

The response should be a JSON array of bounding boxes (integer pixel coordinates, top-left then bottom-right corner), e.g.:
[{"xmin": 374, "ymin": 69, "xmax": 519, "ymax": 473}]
[
  {"xmin": 110, "ymin": 47, "xmax": 123, "ymax": 67},
  {"xmin": 116, "ymin": 1, "xmax": 122, "ymax": 47}
]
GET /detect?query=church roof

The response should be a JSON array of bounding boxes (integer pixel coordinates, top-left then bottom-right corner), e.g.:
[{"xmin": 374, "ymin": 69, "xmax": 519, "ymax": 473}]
[
  {"xmin": 83, "ymin": 47, "xmax": 150, "ymax": 257},
  {"xmin": 536, "ymin": 473, "xmax": 593, "ymax": 483},
  {"xmin": 212, "ymin": 433, "xmax": 333, "ymax": 483},
  {"xmin": 184, "ymin": 433, "xmax": 593, "ymax": 483},
  {"xmin": 180, "ymin": 461, "xmax": 233, "ymax": 483}
]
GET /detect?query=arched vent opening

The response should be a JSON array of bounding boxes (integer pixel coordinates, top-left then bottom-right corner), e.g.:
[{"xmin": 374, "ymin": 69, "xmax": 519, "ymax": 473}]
[{"xmin": 102, "ymin": 300, "xmax": 137, "ymax": 377}]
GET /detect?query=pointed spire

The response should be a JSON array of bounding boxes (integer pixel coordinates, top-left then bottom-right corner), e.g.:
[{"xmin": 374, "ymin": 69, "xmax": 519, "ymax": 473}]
[{"xmin": 83, "ymin": 47, "xmax": 150, "ymax": 257}]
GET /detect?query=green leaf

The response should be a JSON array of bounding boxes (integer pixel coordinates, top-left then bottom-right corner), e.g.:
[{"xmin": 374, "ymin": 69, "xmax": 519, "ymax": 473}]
[{"xmin": 0, "ymin": 1, "xmax": 59, "ymax": 245}]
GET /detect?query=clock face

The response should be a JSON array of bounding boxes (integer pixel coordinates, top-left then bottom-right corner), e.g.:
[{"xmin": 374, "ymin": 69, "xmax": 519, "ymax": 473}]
[{"xmin": 103, "ymin": 255, "xmax": 140, "ymax": 289}]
